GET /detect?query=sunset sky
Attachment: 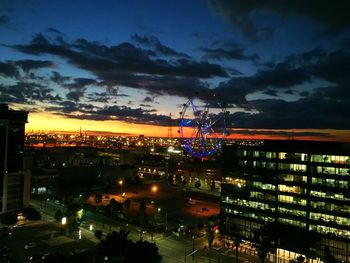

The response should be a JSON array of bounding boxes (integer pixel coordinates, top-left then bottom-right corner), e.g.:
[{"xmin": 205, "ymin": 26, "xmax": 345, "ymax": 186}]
[{"xmin": 0, "ymin": 0, "xmax": 350, "ymax": 140}]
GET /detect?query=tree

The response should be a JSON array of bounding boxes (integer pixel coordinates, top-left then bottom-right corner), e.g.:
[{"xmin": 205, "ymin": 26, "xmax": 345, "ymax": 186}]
[
  {"xmin": 195, "ymin": 180, "xmax": 201, "ymax": 188},
  {"xmin": 94, "ymin": 230, "xmax": 103, "ymax": 240},
  {"xmin": 233, "ymin": 234, "xmax": 243, "ymax": 263},
  {"xmin": 210, "ymin": 179, "xmax": 215, "ymax": 191},
  {"xmin": 98, "ymin": 230, "xmax": 132, "ymax": 261},
  {"xmin": 206, "ymin": 225, "xmax": 215, "ymax": 248},
  {"xmin": 125, "ymin": 240, "xmax": 162, "ymax": 263},
  {"xmin": 23, "ymin": 207, "xmax": 41, "ymax": 220},
  {"xmin": 139, "ymin": 200, "xmax": 147, "ymax": 226},
  {"xmin": 124, "ymin": 199, "xmax": 131, "ymax": 211},
  {"xmin": 65, "ymin": 203, "xmax": 81, "ymax": 232},
  {"xmin": 54, "ymin": 209, "xmax": 63, "ymax": 222},
  {"xmin": 226, "ymin": 223, "xmax": 243, "ymax": 263},
  {"xmin": 108, "ymin": 198, "xmax": 123, "ymax": 217},
  {"xmin": 98, "ymin": 230, "xmax": 162, "ymax": 263},
  {"xmin": 95, "ymin": 193, "xmax": 102, "ymax": 203},
  {"xmin": 123, "ymin": 199, "xmax": 131, "ymax": 219},
  {"xmin": 253, "ymin": 224, "xmax": 277, "ymax": 263},
  {"xmin": 1, "ymin": 212, "xmax": 17, "ymax": 225}
]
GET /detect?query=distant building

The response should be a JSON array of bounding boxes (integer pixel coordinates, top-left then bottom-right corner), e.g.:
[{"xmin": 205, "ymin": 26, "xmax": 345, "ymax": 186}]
[
  {"xmin": 0, "ymin": 104, "xmax": 29, "ymax": 213},
  {"xmin": 221, "ymin": 140, "xmax": 350, "ymax": 263}
]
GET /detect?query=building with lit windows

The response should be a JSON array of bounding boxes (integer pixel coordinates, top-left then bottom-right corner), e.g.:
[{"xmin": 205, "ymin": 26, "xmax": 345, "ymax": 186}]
[
  {"xmin": 0, "ymin": 104, "xmax": 30, "ymax": 213},
  {"xmin": 221, "ymin": 140, "xmax": 350, "ymax": 263}
]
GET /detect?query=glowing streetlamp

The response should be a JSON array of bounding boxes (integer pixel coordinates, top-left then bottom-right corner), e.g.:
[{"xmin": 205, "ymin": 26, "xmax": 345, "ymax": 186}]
[
  {"xmin": 158, "ymin": 207, "xmax": 167, "ymax": 229},
  {"xmin": 118, "ymin": 179, "xmax": 123, "ymax": 193},
  {"xmin": 151, "ymin": 185, "xmax": 158, "ymax": 193},
  {"xmin": 60, "ymin": 216, "xmax": 67, "ymax": 234}
]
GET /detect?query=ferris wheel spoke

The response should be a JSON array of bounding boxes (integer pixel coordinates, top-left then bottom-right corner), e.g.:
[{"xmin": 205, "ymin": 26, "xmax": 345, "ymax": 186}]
[
  {"xmin": 209, "ymin": 127, "xmax": 217, "ymax": 138},
  {"xmin": 190, "ymin": 100, "xmax": 200, "ymax": 118},
  {"xmin": 196, "ymin": 133, "xmax": 206, "ymax": 155},
  {"xmin": 209, "ymin": 112, "xmax": 224, "ymax": 127},
  {"xmin": 191, "ymin": 126, "xmax": 199, "ymax": 141}
]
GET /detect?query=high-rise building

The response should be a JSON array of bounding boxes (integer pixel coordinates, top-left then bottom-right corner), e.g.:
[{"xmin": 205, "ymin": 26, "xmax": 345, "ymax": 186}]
[
  {"xmin": 221, "ymin": 140, "xmax": 350, "ymax": 263},
  {"xmin": 0, "ymin": 104, "xmax": 29, "ymax": 213}
]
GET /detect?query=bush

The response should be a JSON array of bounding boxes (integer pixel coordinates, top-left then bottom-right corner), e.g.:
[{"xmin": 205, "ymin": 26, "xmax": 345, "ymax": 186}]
[
  {"xmin": 95, "ymin": 230, "xmax": 103, "ymax": 240},
  {"xmin": 1, "ymin": 212, "xmax": 17, "ymax": 225},
  {"xmin": 23, "ymin": 207, "xmax": 42, "ymax": 220}
]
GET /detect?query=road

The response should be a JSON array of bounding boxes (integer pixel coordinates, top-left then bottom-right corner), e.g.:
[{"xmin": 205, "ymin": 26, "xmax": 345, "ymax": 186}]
[{"xmin": 28, "ymin": 198, "xmax": 251, "ymax": 263}]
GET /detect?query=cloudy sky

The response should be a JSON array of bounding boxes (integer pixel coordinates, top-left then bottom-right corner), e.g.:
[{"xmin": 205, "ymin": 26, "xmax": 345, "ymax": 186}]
[{"xmin": 0, "ymin": 0, "xmax": 350, "ymax": 140}]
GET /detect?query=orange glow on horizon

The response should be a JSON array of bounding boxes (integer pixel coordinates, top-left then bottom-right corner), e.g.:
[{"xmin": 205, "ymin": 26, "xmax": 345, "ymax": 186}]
[
  {"xmin": 25, "ymin": 112, "xmax": 350, "ymax": 142},
  {"xmin": 26, "ymin": 112, "xmax": 169, "ymax": 137}
]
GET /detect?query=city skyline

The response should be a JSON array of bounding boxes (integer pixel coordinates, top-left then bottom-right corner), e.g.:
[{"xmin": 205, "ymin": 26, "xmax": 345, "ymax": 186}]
[{"xmin": 1, "ymin": 1, "xmax": 350, "ymax": 140}]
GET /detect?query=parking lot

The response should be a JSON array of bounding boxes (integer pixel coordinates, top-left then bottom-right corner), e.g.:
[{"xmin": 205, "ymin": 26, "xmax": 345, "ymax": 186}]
[
  {"xmin": 0, "ymin": 222, "xmax": 96, "ymax": 262},
  {"xmin": 86, "ymin": 180, "xmax": 220, "ymax": 229}
]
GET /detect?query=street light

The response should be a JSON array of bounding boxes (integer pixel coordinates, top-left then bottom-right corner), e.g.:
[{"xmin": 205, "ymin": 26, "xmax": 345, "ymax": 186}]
[
  {"xmin": 118, "ymin": 179, "xmax": 123, "ymax": 193},
  {"xmin": 151, "ymin": 185, "xmax": 158, "ymax": 193},
  {"xmin": 61, "ymin": 217, "xmax": 67, "ymax": 234},
  {"xmin": 157, "ymin": 207, "xmax": 168, "ymax": 230}
]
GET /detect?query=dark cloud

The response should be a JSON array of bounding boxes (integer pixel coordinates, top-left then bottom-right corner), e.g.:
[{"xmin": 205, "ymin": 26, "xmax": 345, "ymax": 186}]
[
  {"xmin": 201, "ymin": 47, "xmax": 259, "ymax": 61},
  {"xmin": 50, "ymin": 71, "xmax": 71, "ymax": 84},
  {"xmin": 0, "ymin": 15, "xmax": 10, "ymax": 27},
  {"xmin": 299, "ymin": 91, "xmax": 309, "ymax": 97},
  {"xmin": 139, "ymin": 103, "xmax": 151, "ymax": 107},
  {"xmin": 0, "ymin": 61, "xmax": 18, "ymax": 77},
  {"xmin": 213, "ymin": 46, "xmax": 350, "ymax": 130},
  {"xmin": 263, "ymin": 89, "xmax": 278, "ymax": 97},
  {"xmin": 47, "ymin": 27, "xmax": 65, "ymax": 35},
  {"xmin": 14, "ymin": 59, "xmax": 55, "ymax": 72},
  {"xmin": 143, "ymin": 96, "xmax": 153, "ymax": 103},
  {"xmin": 62, "ymin": 77, "xmax": 97, "ymax": 102},
  {"xmin": 132, "ymin": 34, "xmax": 190, "ymax": 58},
  {"xmin": 12, "ymin": 34, "xmax": 228, "ymax": 80},
  {"xmin": 86, "ymin": 89, "xmax": 128, "ymax": 104},
  {"xmin": 47, "ymin": 101, "xmax": 95, "ymax": 114},
  {"xmin": 51, "ymin": 104, "xmax": 171, "ymax": 126},
  {"xmin": 66, "ymin": 90, "xmax": 84, "ymax": 102},
  {"xmin": 63, "ymin": 77, "xmax": 96, "ymax": 90},
  {"xmin": 312, "ymin": 50, "xmax": 350, "ymax": 89},
  {"xmin": 208, "ymin": 0, "xmax": 350, "ymax": 39},
  {"xmin": 0, "ymin": 82, "xmax": 61, "ymax": 104},
  {"xmin": 232, "ymin": 129, "xmax": 331, "ymax": 138},
  {"xmin": 86, "ymin": 93, "xmax": 109, "ymax": 103},
  {"xmin": 231, "ymin": 95, "xmax": 350, "ymax": 129},
  {"xmin": 105, "ymin": 86, "xmax": 120, "ymax": 96},
  {"xmin": 214, "ymin": 62, "xmax": 309, "ymax": 105},
  {"xmin": 96, "ymin": 72, "xmax": 210, "ymax": 98}
]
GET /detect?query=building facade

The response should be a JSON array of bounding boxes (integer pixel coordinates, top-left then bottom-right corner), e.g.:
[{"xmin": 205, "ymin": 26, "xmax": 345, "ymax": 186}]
[
  {"xmin": 0, "ymin": 104, "xmax": 29, "ymax": 213},
  {"xmin": 221, "ymin": 140, "xmax": 350, "ymax": 263}
]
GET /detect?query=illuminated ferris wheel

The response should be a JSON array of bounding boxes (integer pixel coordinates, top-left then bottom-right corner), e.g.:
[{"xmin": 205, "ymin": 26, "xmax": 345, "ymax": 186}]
[{"xmin": 179, "ymin": 93, "xmax": 229, "ymax": 158}]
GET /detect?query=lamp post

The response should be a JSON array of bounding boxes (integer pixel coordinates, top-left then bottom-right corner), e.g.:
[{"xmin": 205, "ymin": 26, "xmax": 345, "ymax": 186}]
[
  {"xmin": 158, "ymin": 207, "xmax": 168, "ymax": 231},
  {"xmin": 151, "ymin": 184, "xmax": 158, "ymax": 193},
  {"xmin": 118, "ymin": 179, "xmax": 123, "ymax": 193},
  {"xmin": 61, "ymin": 217, "xmax": 67, "ymax": 234}
]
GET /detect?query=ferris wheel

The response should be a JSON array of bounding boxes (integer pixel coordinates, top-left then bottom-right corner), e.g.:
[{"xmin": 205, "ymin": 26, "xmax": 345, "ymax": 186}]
[{"xmin": 179, "ymin": 94, "xmax": 229, "ymax": 158}]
